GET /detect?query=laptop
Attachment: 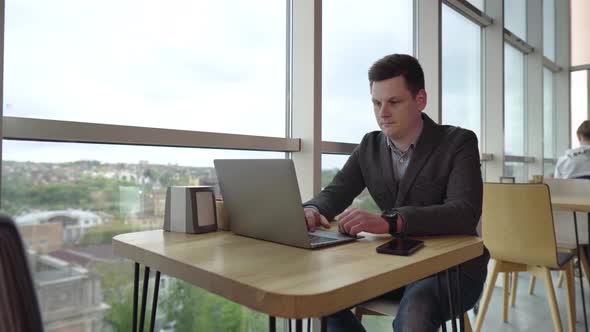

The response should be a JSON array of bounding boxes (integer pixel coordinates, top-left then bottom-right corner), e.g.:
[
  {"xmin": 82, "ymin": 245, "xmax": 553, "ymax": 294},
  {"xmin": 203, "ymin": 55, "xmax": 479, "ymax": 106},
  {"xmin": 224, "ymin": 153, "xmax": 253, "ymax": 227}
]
[{"xmin": 214, "ymin": 159, "xmax": 358, "ymax": 249}]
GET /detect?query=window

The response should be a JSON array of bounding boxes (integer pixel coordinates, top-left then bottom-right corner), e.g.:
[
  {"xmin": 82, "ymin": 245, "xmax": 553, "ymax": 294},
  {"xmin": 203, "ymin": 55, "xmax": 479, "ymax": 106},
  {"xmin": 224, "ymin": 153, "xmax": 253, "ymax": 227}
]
[
  {"xmin": 468, "ymin": 0, "xmax": 484, "ymax": 11},
  {"xmin": 504, "ymin": 0, "xmax": 527, "ymax": 40},
  {"xmin": 543, "ymin": 68, "xmax": 555, "ymax": 176},
  {"xmin": 4, "ymin": 0, "xmax": 286, "ymax": 137},
  {"xmin": 321, "ymin": 154, "xmax": 380, "ymax": 214},
  {"xmin": 571, "ymin": 70, "xmax": 589, "ymax": 148},
  {"xmin": 442, "ymin": 4, "xmax": 482, "ymax": 142},
  {"xmin": 504, "ymin": 44, "xmax": 526, "ymax": 182},
  {"xmin": 504, "ymin": 44, "xmax": 526, "ymax": 156},
  {"xmin": 2, "ymin": 140, "xmax": 283, "ymax": 331},
  {"xmin": 322, "ymin": 0, "xmax": 413, "ymax": 143},
  {"xmin": 543, "ymin": 0, "xmax": 555, "ymax": 61}
]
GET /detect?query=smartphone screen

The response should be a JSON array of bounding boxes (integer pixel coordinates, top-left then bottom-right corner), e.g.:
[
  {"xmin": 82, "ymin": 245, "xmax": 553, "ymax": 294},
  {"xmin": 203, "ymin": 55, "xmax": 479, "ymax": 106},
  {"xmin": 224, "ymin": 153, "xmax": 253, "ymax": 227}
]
[{"xmin": 376, "ymin": 238, "xmax": 424, "ymax": 256}]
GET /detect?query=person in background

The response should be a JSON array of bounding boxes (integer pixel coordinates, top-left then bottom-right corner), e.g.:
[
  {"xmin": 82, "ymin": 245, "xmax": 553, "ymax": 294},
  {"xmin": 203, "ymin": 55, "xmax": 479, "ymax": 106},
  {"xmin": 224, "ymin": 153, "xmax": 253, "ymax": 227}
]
[
  {"xmin": 554, "ymin": 120, "xmax": 590, "ymax": 267},
  {"xmin": 554, "ymin": 120, "xmax": 590, "ymax": 179}
]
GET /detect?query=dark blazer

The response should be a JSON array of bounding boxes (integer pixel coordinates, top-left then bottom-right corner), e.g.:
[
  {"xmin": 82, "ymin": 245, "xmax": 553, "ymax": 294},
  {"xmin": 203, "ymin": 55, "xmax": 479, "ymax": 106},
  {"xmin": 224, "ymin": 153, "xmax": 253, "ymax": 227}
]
[{"xmin": 305, "ymin": 113, "xmax": 489, "ymax": 283}]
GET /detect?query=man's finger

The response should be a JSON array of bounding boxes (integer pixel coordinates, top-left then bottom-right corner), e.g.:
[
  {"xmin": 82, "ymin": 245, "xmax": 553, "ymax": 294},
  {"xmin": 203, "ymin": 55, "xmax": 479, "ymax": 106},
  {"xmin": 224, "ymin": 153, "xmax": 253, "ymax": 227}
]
[
  {"xmin": 349, "ymin": 223, "xmax": 365, "ymax": 237},
  {"xmin": 339, "ymin": 209, "xmax": 359, "ymax": 225},
  {"xmin": 320, "ymin": 215, "xmax": 331, "ymax": 229},
  {"xmin": 343, "ymin": 218, "xmax": 361, "ymax": 234}
]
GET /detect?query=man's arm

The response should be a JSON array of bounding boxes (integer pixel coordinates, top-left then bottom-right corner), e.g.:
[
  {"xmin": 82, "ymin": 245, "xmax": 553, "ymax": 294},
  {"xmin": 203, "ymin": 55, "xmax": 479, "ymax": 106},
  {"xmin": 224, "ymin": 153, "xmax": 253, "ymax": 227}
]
[
  {"xmin": 394, "ymin": 132, "xmax": 483, "ymax": 236},
  {"xmin": 304, "ymin": 144, "xmax": 367, "ymax": 221}
]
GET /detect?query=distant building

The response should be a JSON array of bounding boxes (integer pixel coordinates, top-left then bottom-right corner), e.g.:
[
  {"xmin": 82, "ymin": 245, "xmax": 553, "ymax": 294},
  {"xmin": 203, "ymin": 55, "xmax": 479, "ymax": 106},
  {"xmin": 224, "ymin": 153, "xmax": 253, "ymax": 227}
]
[
  {"xmin": 29, "ymin": 251, "xmax": 109, "ymax": 332},
  {"xmin": 19, "ymin": 222, "xmax": 63, "ymax": 254},
  {"xmin": 16, "ymin": 210, "xmax": 110, "ymax": 244}
]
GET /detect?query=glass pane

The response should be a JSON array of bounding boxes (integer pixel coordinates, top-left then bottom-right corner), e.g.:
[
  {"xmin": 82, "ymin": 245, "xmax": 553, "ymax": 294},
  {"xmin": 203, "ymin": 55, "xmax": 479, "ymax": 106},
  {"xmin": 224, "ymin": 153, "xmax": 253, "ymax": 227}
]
[
  {"xmin": 322, "ymin": 0, "xmax": 413, "ymax": 143},
  {"xmin": 321, "ymin": 154, "xmax": 380, "ymax": 214},
  {"xmin": 2, "ymin": 140, "xmax": 284, "ymax": 331},
  {"xmin": 4, "ymin": 0, "xmax": 286, "ymax": 137},
  {"xmin": 468, "ymin": 0, "xmax": 484, "ymax": 11},
  {"xmin": 543, "ymin": 0, "xmax": 556, "ymax": 60},
  {"xmin": 505, "ymin": 0, "xmax": 527, "ymax": 40},
  {"xmin": 571, "ymin": 70, "xmax": 589, "ymax": 149},
  {"xmin": 504, "ymin": 44, "xmax": 526, "ymax": 156},
  {"xmin": 503, "ymin": 162, "xmax": 527, "ymax": 183},
  {"xmin": 442, "ymin": 4, "xmax": 482, "ymax": 144},
  {"xmin": 544, "ymin": 160, "xmax": 555, "ymax": 177},
  {"xmin": 544, "ymin": 68, "xmax": 554, "ymax": 158}
]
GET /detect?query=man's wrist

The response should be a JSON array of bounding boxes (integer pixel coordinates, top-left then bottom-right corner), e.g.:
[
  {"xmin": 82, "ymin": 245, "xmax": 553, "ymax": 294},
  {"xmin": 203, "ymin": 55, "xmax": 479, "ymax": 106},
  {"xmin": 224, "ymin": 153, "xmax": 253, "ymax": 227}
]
[{"xmin": 382, "ymin": 210, "xmax": 403, "ymax": 236}]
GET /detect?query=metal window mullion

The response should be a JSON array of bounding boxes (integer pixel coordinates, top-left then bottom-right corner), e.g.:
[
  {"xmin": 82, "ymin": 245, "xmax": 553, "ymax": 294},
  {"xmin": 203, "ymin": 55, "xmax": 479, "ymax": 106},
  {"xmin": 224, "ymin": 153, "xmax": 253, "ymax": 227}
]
[
  {"xmin": 0, "ymin": 0, "xmax": 5, "ymax": 205},
  {"xmin": 503, "ymin": 29, "xmax": 534, "ymax": 54},
  {"xmin": 504, "ymin": 155, "xmax": 535, "ymax": 163},
  {"xmin": 321, "ymin": 141, "xmax": 357, "ymax": 155},
  {"xmin": 571, "ymin": 64, "xmax": 590, "ymax": 72},
  {"xmin": 443, "ymin": 0, "xmax": 493, "ymax": 27},
  {"xmin": 3, "ymin": 117, "xmax": 301, "ymax": 152},
  {"xmin": 543, "ymin": 57, "xmax": 562, "ymax": 72}
]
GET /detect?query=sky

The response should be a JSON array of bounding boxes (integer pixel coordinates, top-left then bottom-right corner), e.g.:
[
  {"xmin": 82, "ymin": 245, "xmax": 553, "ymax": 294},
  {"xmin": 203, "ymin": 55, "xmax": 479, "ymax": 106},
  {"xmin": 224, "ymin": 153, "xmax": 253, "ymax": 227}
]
[{"xmin": 2, "ymin": 0, "xmax": 566, "ymax": 170}]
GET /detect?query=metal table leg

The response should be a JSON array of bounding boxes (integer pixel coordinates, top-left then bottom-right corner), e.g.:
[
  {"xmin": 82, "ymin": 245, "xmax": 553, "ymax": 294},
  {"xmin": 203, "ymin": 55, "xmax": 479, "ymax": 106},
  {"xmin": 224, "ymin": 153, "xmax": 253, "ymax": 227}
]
[
  {"xmin": 139, "ymin": 266, "xmax": 150, "ymax": 332},
  {"xmin": 578, "ymin": 213, "xmax": 590, "ymax": 332},
  {"xmin": 455, "ymin": 266, "xmax": 464, "ymax": 332},
  {"xmin": 575, "ymin": 212, "xmax": 589, "ymax": 331},
  {"xmin": 438, "ymin": 273, "xmax": 448, "ymax": 332},
  {"xmin": 269, "ymin": 316, "xmax": 276, "ymax": 332},
  {"xmin": 133, "ymin": 263, "xmax": 139, "ymax": 332},
  {"xmin": 446, "ymin": 269, "xmax": 458, "ymax": 332},
  {"xmin": 149, "ymin": 271, "xmax": 161, "ymax": 332}
]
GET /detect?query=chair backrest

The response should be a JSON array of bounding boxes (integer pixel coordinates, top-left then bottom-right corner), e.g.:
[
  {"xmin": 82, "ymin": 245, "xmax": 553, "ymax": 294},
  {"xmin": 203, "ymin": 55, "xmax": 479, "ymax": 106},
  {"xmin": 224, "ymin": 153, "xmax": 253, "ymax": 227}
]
[
  {"xmin": 544, "ymin": 177, "xmax": 590, "ymax": 197},
  {"xmin": 482, "ymin": 183, "xmax": 559, "ymax": 268},
  {"xmin": 544, "ymin": 178, "xmax": 590, "ymax": 245},
  {"xmin": 0, "ymin": 214, "xmax": 43, "ymax": 332}
]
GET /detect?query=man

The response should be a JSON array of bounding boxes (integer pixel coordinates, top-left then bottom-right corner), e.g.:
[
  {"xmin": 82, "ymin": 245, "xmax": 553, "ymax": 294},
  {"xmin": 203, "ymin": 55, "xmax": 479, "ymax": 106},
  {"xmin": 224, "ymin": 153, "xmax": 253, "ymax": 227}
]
[
  {"xmin": 554, "ymin": 120, "xmax": 590, "ymax": 179},
  {"xmin": 554, "ymin": 121, "xmax": 590, "ymax": 267},
  {"xmin": 303, "ymin": 54, "xmax": 489, "ymax": 332}
]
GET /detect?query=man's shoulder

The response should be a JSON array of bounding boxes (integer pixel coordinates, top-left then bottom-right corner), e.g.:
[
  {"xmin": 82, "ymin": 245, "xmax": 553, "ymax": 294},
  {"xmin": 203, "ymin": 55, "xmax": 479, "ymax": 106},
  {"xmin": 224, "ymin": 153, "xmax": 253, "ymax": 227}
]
[
  {"xmin": 435, "ymin": 124, "xmax": 478, "ymax": 146},
  {"xmin": 358, "ymin": 131, "xmax": 386, "ymax": 147},
  {"xmin": 565, "ymin": 145, "xmax": 590, "ymax": 159}
]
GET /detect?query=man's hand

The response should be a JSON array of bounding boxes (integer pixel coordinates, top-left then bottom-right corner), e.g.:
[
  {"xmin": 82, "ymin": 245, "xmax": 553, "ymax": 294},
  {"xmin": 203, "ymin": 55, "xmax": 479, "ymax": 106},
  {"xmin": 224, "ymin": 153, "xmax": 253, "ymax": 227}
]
[
  {"xmin": 304, "ymin": 207, "xmax": 331, "ymax": 232},
  {"xmin": 338, "ymin": 208, "xmax": 389, "ymax": 236}
]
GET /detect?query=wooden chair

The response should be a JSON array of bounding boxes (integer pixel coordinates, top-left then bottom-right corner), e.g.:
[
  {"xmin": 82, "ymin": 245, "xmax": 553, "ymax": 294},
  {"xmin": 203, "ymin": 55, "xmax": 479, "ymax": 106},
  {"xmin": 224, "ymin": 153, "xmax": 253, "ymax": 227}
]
[
  {"xmin": 355, "ymin": 298, "xmax": 472, "ymax": 332},
  {"xmin": 474, "ymin": 183, "xmax": 576, "ymax": 332}
]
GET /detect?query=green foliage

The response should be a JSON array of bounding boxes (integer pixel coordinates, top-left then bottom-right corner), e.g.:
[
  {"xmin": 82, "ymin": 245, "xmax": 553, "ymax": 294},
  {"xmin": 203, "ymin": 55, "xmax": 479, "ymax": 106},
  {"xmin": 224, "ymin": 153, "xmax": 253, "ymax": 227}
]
[
  {"xmin": 1, "ymin": 175, "xmax": 122, "ymax": 216},
  {"xmin": 321, "ymin": 168, "xmax": 339, "ymax": 188},
  {"xmin": 160, "ymin": 280, "xmax": 282, "ymax": 332},
  {"xmin": 80, "ymin": 222, "xmax": 139, "ymax": 246}
]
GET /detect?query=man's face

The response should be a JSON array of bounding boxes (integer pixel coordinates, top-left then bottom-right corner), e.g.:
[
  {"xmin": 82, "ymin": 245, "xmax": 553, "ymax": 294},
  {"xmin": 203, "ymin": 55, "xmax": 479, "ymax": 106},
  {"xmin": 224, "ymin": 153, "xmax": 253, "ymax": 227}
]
[{"xmin": 371, "ymin": 76, "xmax": 426, "ymax": 141}]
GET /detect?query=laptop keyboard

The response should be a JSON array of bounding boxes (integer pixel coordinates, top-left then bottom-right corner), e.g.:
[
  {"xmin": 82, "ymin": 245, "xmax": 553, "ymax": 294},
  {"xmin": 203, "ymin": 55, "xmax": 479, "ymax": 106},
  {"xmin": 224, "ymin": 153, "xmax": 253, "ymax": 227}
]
[{"xmin": 309, "ymin": 234, "xmax": 337, "ymax": 244}]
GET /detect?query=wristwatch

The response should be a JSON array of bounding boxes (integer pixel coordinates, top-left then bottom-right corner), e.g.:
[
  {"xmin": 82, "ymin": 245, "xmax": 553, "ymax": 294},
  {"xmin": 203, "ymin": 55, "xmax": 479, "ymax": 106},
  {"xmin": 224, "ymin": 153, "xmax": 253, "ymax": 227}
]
[{"xmin": 381, "ymin": 209, "xmax": 402, "ymax": 236}]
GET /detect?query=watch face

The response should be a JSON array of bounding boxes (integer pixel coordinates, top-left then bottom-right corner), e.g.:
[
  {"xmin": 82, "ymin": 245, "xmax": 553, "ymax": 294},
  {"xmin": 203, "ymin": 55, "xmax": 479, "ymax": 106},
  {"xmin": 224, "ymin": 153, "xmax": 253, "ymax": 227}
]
[{"xmin": 382, "ymin": 211, "xmax": 397, "ymax": 219}]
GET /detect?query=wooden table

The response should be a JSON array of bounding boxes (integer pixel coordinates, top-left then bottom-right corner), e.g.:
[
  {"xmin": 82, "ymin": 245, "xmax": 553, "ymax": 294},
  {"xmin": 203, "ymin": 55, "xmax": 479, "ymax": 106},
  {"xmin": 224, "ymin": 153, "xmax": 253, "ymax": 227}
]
[
  {"xmin": 113, "ymin": 230, "xmax": 483, "ymax": 332},
  {"xmin": 552, "ymin": 195, "xmax": 590, "ymax": 331}
]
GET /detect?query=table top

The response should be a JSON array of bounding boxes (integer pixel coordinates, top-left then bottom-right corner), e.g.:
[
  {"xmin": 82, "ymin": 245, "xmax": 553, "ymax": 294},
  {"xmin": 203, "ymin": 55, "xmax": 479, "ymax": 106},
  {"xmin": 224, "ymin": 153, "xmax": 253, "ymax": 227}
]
[
  {"xmin": 552, "ymin": 195, "xmax": 590, "ymax": 212},
  {"xmin": 113, "ymin": 229, "xmax": 483, "ymax": 318}
]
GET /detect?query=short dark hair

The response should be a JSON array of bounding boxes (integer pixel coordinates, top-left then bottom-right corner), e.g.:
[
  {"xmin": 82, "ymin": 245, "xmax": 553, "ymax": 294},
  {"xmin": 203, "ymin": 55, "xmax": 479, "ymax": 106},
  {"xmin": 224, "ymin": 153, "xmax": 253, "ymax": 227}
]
[
  {"xmin": 368, "ymin": 54, "xmax": 425, "ymax": 96},
  {"xmin": 577, "ymin": 120, "xmax": 590, "ymax": 141}
]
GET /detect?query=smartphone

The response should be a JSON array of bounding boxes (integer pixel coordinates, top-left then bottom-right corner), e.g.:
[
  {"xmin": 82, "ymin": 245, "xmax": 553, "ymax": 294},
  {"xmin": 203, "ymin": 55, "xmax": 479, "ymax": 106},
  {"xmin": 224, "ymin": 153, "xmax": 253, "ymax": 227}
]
[{"xmin": 376, "ymin": 238, "xmax": 424, "ymax": 256}]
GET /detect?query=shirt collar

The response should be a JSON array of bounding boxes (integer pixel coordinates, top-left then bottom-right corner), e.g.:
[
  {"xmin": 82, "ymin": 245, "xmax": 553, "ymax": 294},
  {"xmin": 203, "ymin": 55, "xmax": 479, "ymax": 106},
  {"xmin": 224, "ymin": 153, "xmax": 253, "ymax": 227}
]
[{"xmin": 386, "ymin": 118, "xmax": 424, "ymax": 153}]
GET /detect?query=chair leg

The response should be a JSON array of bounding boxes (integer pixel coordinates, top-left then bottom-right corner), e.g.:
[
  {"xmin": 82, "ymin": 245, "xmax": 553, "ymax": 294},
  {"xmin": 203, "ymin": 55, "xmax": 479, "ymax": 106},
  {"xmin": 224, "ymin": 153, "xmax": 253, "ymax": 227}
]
[
  {"xmin": 503, "ymin": 272, "xmax": 509, "ymax": 322},
  {"xmin": 528, "ymin": 275, "xmax": 536, "ymax": 295},
  {"xmin": 557, "ymin": 270, "xmax": 565, "ymax": 288},
  {"xmin": 474, "ymin": 259, "xmax": 500, "ymax": 332},
  {"xmin": 354, "ymin": 307, "xmax": 364, "ymax": 322},
  {"xmin": 542, "ymin": 267, "xmax": 564, "ymax": 332},
  {"xmin": 579, "ymin": 245, "xmax": 590, "ymax": 288},
  {"xmin": 510, "ymin": 272, "xmax": 518, "ymax": 307},
  {"xmin": 564, "ymin": 261, "xmax": 576, "ymax": 332},
  {"xmin": 464, "ymin": 312, "xmax": 473, "ymax": 332}
]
